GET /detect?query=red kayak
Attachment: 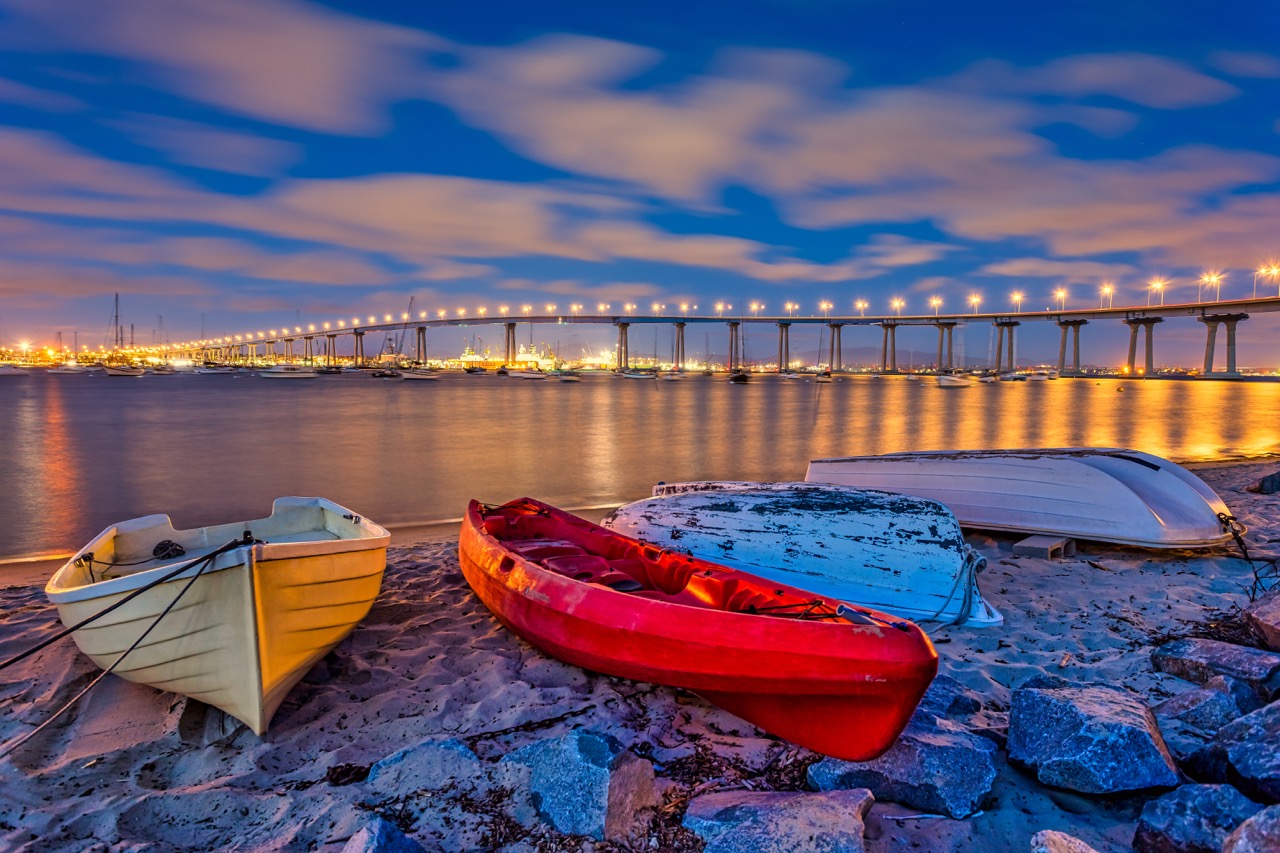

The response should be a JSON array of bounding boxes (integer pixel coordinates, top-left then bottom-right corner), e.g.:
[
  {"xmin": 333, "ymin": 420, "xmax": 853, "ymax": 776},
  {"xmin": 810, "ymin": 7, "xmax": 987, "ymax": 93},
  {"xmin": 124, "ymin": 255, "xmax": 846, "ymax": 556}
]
[{"xmin": 459, "ymin": 498, "xmax": 938, "ymax": 761}]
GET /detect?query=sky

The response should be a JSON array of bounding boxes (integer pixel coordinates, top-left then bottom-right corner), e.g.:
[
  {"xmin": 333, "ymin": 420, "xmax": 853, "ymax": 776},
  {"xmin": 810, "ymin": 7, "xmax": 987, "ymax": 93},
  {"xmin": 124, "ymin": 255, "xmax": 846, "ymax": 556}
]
[{"xmin": 0, "ymin": 0, "xmax": 1278, "ymax": 366}]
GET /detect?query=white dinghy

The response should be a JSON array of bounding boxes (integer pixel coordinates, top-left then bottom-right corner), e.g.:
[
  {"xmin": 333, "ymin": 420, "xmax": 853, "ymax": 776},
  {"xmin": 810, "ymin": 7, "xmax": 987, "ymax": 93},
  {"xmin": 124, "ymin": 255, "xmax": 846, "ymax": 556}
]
[
  {"xmin": 806, "ymin": 448, "xmax": 1240, "ymax": 549},
  {"xmin": 603, "ymin": 481, "xmax": 1001, "ymax": 627},
  {"xmin": 45, "ymin": 497, "xmax": 389, "ymax": 734}
]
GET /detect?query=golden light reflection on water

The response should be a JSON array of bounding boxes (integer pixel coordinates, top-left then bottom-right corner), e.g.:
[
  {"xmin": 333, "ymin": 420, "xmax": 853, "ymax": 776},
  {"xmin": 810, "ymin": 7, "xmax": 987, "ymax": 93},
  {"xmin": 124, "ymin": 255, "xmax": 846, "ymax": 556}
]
[{"xmin": 2, "ymin": 373, "xmax": 1280, "ymax": 560}]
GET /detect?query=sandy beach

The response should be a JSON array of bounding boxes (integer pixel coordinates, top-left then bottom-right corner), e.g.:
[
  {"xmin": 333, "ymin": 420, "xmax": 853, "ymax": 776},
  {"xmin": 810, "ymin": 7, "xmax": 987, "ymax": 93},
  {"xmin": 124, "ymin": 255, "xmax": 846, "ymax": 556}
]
[{"xmin": 1, "ymin": 461, "xmax": 1277, "ymax": 851}]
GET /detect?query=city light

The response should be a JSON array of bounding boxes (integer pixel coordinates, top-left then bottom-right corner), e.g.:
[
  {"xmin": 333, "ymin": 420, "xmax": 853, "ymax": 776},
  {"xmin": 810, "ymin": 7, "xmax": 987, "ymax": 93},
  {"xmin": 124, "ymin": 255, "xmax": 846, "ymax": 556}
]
[
  {"xmin": 929, "ymin": 296, "xmax": 942, "ymax": 316},
  {"xmin": 1100, "ymin": 283, "xmax": 1114, "ymax": 309},
  {"xmin": 855, "ymin": 300, "xmax": 868, "ymax": 316},
  {"xmin": 969, "ymin": 294, "xmax": 981, "ymax": 313},
  {"xmin": 1011, "ymin": 291, "xmax": 1023, "ymax": 313},
  {"xmin": 785, "ymin": 301, "xmax": 798, "ymax": 317},
  {"xmin": 819, "ymin": 300, "xmax": 833, "ymax": 317},
  {"xmin": 890, "ymin": 298, "xmax": 903, "ymax": 316},
  {"xmin": 1054, "ymin": 288, "xmax": 1067, "ymax": 311},
  {"xmin": 750, "ymin": 301, "xmax": 762, "ymax": 317}
]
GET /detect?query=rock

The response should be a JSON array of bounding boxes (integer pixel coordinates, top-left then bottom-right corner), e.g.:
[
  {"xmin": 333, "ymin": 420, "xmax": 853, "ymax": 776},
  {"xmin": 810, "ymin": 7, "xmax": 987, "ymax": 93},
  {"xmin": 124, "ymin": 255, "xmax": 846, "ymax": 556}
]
[
  {"xmin": 1131, "ymin": 784, "xmax": 1262, "ymax": 853},
  {"xmin": 341, "ymin": 816, "xmax": 426, "ymax": 853},
  {"xmin": 1247, "ymin": 471, "xmax": 1280, "ymax": 494},
  {"xmin": 1184, "ymin": 701, "xmax": 1280, "ymax": 803},
  {"xmin": 1007, "ymin": 679, "xmax": 1179, "ymax": 794},
  {"xmin": 1029, "ymin": 830, "xmax": 1103, "ymax": 853},
  {"xmin": 1154, "ymin": 716, "xmax": 1217, "ymax": 770},
  {"xmin": 1223, "ymin": 804, "xmax": 1280, "ymax": 852},
  {"xmin": 499, "ymin": 730, "xmax": 657, "ymax": 842},
  {"xmin": 1151, "ymin": 639, "xmax": 1280, "ymax": 702},
  {"xmin": 807, "ymin": 710, "xmax": 998, "ymax": 818},
  {"xmin": 1153, "ymin": 675, "xmax": 1259, "ymax": 733},
  {"xmin": 918, "ymin": 673, "xmax": 984, "ymax": 717},
  {"xmin": 1245, "ymin": 591, "xmax": 1280, "ymax": 652},
  {"xmin": 682, "ymin": 789, "xmax": 874, "ymax": 853}
]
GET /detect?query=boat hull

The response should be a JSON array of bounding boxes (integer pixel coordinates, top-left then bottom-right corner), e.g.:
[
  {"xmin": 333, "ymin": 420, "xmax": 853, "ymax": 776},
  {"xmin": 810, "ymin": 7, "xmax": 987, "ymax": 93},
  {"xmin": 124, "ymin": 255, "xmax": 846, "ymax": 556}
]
[
  {"xmin": 459, "ymin": 498, "xmax": 937, "ymax": 761},
  {"xmin": 807, "ymin": 448, "xmax": 1238, "ymax": 548},
  {"xmin": 45, "ymin": 497, "xmax": 388, "ymax": 734},
  {"xmin": 606, "ymin": 482, "xmax": 1000, "ymax": 626}
]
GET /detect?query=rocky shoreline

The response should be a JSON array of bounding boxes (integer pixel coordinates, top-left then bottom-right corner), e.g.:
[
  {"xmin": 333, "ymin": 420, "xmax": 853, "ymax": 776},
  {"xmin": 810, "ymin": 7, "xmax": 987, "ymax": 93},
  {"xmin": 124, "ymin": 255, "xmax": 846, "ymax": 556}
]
[{"xmin": 2, "ymin": 462, "xmax": 1280, "ymax": 851}]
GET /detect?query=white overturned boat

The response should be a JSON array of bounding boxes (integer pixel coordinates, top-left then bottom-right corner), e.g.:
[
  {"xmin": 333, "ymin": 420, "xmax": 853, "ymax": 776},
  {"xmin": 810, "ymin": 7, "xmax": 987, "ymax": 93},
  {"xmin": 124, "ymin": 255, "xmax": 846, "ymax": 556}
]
[
  {"xmin": 806, "ymin": 448, "xmax": 1239, "ymax": 549},
  {"xmin": 45, "ymin": 497, "xmax": 389, "ymax": 734},
  {"xmin": 603, "ymin": 481, "xmax": 1001, "ymax": 627}
]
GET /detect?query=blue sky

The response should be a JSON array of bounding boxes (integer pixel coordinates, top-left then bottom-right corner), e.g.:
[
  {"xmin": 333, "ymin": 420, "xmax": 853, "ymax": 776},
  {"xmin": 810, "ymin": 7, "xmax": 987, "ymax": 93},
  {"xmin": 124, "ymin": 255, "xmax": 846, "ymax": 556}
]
[{"xmin": 1, "ymin": 0, "xmax": 1278, "ymax": 365}]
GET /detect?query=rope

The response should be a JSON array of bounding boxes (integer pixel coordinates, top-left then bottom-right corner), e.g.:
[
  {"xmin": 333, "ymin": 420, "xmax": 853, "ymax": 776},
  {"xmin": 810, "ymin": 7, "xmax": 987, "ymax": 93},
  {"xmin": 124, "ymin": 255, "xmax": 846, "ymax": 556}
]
[
  {"xmin": 0, "ymin": 536, "xmax": 250, "ymax": 675},
  {"xmin": 0, "ymin": 544, "xmax": 228, "ymax": 759},
  {"xmin": 1219, "ymin": 511, "xmax": 1279, "ymax": 600},
  {"xmin": 918, "ymin": 545, "xmax": 985, "ymax": 631}
]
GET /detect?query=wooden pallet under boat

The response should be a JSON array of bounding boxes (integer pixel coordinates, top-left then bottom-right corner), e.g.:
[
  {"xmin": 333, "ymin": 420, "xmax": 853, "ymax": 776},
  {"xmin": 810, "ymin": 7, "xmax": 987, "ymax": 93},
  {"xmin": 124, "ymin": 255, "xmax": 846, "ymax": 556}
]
[
  {"xmin": 44, "ymin": 497, "xmax": 389, "ymax": 734},
  {"xmin": 459, "ymin": 498, "xmax": 938, "ymax": 761}
]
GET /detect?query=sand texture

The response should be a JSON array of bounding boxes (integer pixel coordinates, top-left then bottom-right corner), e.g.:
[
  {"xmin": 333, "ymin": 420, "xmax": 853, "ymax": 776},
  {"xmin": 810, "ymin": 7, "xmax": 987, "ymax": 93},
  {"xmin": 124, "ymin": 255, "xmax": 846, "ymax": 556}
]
[{"xmin": 1, "ymin": 462, "xmax": 1277, "ymax": 851}]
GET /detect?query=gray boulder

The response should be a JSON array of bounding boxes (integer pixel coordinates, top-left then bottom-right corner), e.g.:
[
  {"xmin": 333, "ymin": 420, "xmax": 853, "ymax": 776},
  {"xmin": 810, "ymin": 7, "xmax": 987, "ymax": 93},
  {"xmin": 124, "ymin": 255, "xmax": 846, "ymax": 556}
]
[
  {"xmin": 683, "ymin": 789, "xmax": 874, "ymax": 853},
  {"xmin": 1153, "ymin": 675, "xmax": 1259, "ymax": 733},
  {"xmin": 1151, "ymin": 638, "xmax": 1280, "ymax": 702},
  {"xmin": 1247, "ymin": 471, "xmax": 1280, "ymax": 494},
  {"xmin": 1245, "ymin": 591, "xmax": 1280, "ymax": 652},
  {"xmin": 807, "ymin": 710, "xmax": 998, "ymax": 818},
  {"xmin": 365, "ymin": 738, "xmax": 502, "ymax": 795},
  {"xmin": 1132, "ymin": 784, "xmax": 1262, "ymax": 853},
  {"xmin": 1185, "ymin": 701, "xmax": 1280, "ymax": 803},
  {"xmin": 1007, "ymin": 679, "xmax": 1179, "ymax": 794},
  {"xmin": 499, "ymin": 729, "xmax": 657, "ymax": 842},
  {"xmin": 341, "ymin": 816, "xmax": 426, "ymax": 853},
  {"xmin": 1223, "ymin": 804, "xmax": 1280, "ymax": 852},
  {"xmin": 1029, "ymin": 830, "xmax": 1102, "ymax": 853}
]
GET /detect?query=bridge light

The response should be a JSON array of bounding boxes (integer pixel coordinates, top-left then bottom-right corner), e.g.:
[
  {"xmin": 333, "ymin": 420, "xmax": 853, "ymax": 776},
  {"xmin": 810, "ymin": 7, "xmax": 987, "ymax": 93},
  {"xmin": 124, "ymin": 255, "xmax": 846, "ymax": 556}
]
[
  {"xmin": 1054, "ymin": 289, "xmax": 1066, "ymax": 311},
  {"xmin": 930, "ymin": 296, "xmax": 942, "ymax": 316},
  {"xmin": 968, "ymin": 294, "xmax": 981, "ymax": 313}
]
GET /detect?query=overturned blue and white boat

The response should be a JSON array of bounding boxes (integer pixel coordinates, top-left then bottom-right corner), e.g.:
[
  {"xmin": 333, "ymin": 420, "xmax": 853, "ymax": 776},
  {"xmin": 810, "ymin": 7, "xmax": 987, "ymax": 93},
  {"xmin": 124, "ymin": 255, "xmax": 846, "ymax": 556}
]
[{"xmin": 603, "ymin": 481, "xmax": 1001, "ymax": 627}]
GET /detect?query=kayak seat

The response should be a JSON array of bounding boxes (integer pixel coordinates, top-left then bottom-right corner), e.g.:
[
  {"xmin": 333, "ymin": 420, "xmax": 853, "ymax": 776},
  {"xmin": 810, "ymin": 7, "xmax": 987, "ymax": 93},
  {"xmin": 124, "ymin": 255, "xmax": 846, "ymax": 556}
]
[
  {"xmin": 541, "ymin": 554, "xmax": 611, "ymax": 580},
  {"xmin": 605, "ymin": 558, "xmax": 648, "ymax": 586},
  {"xmin": 595, "ymin": 571, "xmax": 646, "ymax": 592},
  {"xmin": 506, "ymin": 540, "xmax": 586, "ymax": 561},
  {"xmin": 481, "ymin": 517, "xmax": 510, "ymax": 537}
]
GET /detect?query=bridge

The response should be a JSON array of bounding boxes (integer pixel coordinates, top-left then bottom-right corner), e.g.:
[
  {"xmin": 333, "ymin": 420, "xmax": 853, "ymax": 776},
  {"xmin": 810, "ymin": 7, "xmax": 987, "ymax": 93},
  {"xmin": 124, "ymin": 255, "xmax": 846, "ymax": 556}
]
[{"xmin": 175, "ymin": 296, "xmax": 1280, "ymax": 378}]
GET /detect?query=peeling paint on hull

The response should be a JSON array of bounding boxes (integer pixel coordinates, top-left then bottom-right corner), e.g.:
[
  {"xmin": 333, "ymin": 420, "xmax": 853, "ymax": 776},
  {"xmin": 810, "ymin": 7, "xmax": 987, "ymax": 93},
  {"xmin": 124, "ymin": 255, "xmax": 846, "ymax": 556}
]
[{"xmin": 604, "ymin": 482, "xmax": 1001, "ymax": 627}]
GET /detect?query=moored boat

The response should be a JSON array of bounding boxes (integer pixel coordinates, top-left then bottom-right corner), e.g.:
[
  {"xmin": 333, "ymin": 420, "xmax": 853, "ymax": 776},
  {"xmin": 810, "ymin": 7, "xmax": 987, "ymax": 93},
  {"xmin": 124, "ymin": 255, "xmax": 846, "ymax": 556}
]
[
  {"xmin": 806, "ymin": 448, "xmax": 1241, "ymax": 548},
  {"xmin": 103, "ymin": 364, "xmax": 146, "ymax": 377},
  {"xmin": 0, "ymin": 364, "xmax": 29, "ymax": 377},
  {"xmin": 401, "ymin": 367, "xmax": 441, "ymax": 380},
  {"xmin": 44, "ymin": 497, "xmax": 389, "ymax": 734},
  {"xmin": 935, "ymin": 372, "xmax": 972, "ymax": 387},
  {"xmin": 605, "ymin": 482, "xmax": 1000, "ymax": 626},
  {"xmin": 459, "ymin": 497, "xmax": 937, "ymax": 761},
  {"xmin": 260, "ymin": 364, "xmax": 319, "ymax": 379}
]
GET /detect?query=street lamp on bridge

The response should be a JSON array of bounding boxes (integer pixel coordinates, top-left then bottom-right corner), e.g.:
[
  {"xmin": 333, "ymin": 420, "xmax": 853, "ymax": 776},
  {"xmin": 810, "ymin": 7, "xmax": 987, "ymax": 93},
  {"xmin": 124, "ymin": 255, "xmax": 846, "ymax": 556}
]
[
  {"xmin": 930, "ymin": 296, "xmax": 942, "ymax": 316},
  {"xmin": 855, "ymin": 299, "xmax": 867, "ymax": 316},
  {"xmin": 820, "ymin": 300, "xmax": 832, "ymax": 317},
  {"xmin": 890, "ymin": 298, "xmax": 903, "ymax": 316},
  {"xmin": 785, "ymin": 301, "xmax": 798, "ymax": 317},
  {"xmin": 1100, "ymin": 283, "xmax": 1114, "ymax": 309},
  {"xmin": 968, "ymin": 294, "xmax": 981, "ymax": 313},
  {"xmin": 1054, "ymin": 288, "xmax": 1067, "ymax": 311},
  {"xmin": 1148, "ymin": 278, "xmax": 1166, "ymax": 306},
  {"xmin": 1199, "ymin": 272, "xmax": 1222, "ymax": 302},
  {"xmin": 1011, "ymin": 291, "xmax": 1023, "ymax": 313}
]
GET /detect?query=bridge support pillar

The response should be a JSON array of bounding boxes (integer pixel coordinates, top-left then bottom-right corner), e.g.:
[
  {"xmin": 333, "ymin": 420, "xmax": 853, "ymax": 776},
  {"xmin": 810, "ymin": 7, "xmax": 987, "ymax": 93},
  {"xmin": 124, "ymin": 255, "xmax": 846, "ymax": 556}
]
[
  {"xmin": 933, "ymin": 321, "xmax": 956, "ymax": 370},
  {"xmin": 1198, "ymin": 313, "xmax": 1248, "ymax": 377},
  {"xmin": 777, "ymin": 322, "xmax": 790, "ymax": 372},
  {"xmin": 993, "ymin": 320, "xmax": 1019, "ymax": 372},
  {"xmin": 616, "ymin": 322, "xmax": 630, "ymax": 370},
  {"xmin": 326, "ymin": 334, "xmax": 338, "ymax": 366},
  {"xmin": 504, "ymin": 322, "xmax": 518, "ymax": 366},
  {"xmin": 353, "ymin": 331, "xmax": 366, "ymax": 367},
  {"xmin": 728, "ymin": 321, "xmax": 741, "ymax": 371},
  {"xmin": 1056, "ymin": 319, "xmax": 1088, "ymax": 375},
  {"xmin": 303, "ymin": 336, "xmax": 314, "ymax": 364},
  {"xmin": 879, "ymin": 322, "xmax": 899, "ymax": 372},
  {"xmin": 829, "ymin": 323, "xmax": 843, "ymax": 371},
  {"xmin": 416, "ymin": 327, "xmax": 427, "ymax": 364},
  {"xmin": 674, "ymin": 322, "xmax": 686, "ymax": 371},
  {"xmin": 1123, "ymin": 318, "xmax": 1163, "ymax": 376}
]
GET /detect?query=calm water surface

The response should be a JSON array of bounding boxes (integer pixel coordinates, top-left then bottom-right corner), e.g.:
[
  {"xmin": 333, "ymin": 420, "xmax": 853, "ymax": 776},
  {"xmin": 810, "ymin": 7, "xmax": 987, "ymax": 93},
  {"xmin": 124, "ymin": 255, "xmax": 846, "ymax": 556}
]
[{"xmin": 3, "ymin": 371, "xmax": 1280, "ymax": 561}]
